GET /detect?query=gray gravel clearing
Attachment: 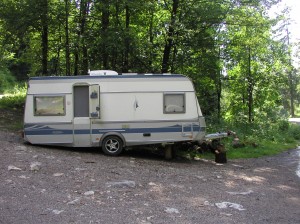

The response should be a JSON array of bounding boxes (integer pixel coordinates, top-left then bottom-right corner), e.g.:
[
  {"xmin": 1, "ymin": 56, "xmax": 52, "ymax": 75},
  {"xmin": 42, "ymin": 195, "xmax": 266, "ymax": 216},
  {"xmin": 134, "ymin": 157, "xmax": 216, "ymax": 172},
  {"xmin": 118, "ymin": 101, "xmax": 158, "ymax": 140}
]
[{"xmin": 0, "ymin": 130, "xmax": 300, "ymax": 224}]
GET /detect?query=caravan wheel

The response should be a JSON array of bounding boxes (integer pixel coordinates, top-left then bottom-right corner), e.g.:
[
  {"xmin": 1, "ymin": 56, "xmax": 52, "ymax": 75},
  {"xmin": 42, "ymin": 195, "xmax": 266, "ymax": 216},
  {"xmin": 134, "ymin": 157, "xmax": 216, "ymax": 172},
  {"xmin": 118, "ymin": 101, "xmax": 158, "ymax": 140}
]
[{"xmin": 101, "ymin": 136, "xmax": 123, "ymax": 156}]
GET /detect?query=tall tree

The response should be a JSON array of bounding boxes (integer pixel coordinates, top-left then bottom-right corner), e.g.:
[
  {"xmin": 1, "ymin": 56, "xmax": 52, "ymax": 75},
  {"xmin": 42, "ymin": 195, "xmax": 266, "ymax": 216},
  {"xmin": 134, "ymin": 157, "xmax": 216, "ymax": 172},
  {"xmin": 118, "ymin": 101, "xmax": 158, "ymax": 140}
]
[
  {"xmin": 161, "ymin": 0, "xmax": 179, "ymax": 73},
  {"xmin": 39, "ymin": 0, "xmax": 49, "ymax": 76},
  {"xmin": 64, "ymin": 0, "xmax": 71, "ymax": 75},
  {"xmin": 74, "ymin": 0, "xmax": 90, "ymax": 75}
]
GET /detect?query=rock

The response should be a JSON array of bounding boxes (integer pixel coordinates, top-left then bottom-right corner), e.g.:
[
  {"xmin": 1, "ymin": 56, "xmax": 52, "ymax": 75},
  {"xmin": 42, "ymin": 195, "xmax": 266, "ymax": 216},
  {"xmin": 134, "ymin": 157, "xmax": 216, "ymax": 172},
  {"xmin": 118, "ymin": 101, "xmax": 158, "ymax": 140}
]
[
  {"xmin": 83, "ymin": 191, "xmax": 94, "ymax": 196},
  {"xmin": 165, "ymin": 207, "xmax": 179, "ymax": 214},
  {"xmin": 8, "ymin": 165, "xmax": 22, "ymax": 171},
  {"xmin": 148, "ymin": 182, "xmax": 157, "ymax": 186},
  {"xmin": 53, "ymin": 173, "xmax": 64, "ymax": 177},
  {"xmin": 30, "ymin": 162, "xmax": 42, "ymax": 171},
  {"xmin": 106, "ymin": 180, "xmax": 136, "ymax": 188},
  {"xmin": 15, "ymin": 146, "xmax": 27, "ymax": 151},
  {"xmin": 220, "ymin": 212, "xmax": 233, "ymax": 216},
  {"xmin": 232, "ymin": 164, "xmax": 244, "ymax": 168},
  {"xmin": 146, "ymin": 216, "xmax": 154, "ymax": 221},
  {"xmin": 52, "ymin": 210, "xmax": 64, "ymax": 215},
  {"xmin": 67, "ymin": 198, "xmax": 81, "ymax": 205},
  {"xmin": 227, "ymin": 190, "xmax": 253, "ymax": 195},
  {"xmin": 215, "ymin": 202, "xmax": 246, "ymax": 211},
  {"xmin": 204, "ymin": 201, "xmax": 213, "ymax": 206},
  {"xmin": 75, "ymin": 168, "xmax": 87, "ymax": 171}
]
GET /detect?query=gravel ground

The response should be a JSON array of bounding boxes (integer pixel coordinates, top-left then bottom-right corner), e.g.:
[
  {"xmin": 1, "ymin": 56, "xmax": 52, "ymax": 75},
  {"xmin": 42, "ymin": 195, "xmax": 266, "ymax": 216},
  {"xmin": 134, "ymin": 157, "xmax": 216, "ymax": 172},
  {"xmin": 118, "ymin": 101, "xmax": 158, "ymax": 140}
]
[{"xmin": 0, "ymin": 130, "xmax": 300, "ymax": 224}]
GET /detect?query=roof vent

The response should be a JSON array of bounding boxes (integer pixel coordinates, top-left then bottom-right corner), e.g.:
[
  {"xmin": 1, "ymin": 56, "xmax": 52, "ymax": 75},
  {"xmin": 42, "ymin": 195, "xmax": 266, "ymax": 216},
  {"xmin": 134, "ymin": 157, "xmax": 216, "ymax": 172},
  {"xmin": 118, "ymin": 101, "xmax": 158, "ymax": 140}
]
[{"xmin": 89, "ymin": 70, "xmax": 118, "ymax": 76}]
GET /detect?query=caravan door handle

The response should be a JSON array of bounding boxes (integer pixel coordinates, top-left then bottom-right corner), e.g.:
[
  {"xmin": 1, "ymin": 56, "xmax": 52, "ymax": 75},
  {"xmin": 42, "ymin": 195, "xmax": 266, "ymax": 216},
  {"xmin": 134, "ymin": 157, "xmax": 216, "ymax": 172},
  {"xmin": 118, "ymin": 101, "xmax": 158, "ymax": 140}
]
[{"xmin": 96, "ymin": 106, "xmax": 100, "ymax": 111}]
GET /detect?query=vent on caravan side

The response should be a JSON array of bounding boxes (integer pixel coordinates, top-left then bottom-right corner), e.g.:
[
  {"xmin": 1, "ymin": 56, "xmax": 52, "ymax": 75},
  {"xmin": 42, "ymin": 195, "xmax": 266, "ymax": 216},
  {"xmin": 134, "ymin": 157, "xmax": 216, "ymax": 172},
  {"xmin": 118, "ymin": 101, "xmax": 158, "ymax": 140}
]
[{"xmin": 89, "ymin": 70, "xmax": 118, "ymax": 76}]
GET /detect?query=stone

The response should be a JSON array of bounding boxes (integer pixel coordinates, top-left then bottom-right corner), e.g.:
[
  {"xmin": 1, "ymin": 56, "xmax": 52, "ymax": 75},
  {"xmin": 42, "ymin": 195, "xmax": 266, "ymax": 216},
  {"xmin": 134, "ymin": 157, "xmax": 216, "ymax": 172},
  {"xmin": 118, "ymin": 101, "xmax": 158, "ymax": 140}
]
[
  {"xmin": 67, "ymin": 198, "xmax": 81, "ymax": 205},
  {"xmin": 106, "ymin": 180, "xmax": 136, "ymax": 188},
  {"xmin": 165, "ymin": 207, "xmax": 179, "ymax": 214},
  {"xmin": 215, "ymin": 202, "xmax": 246, "ymax": 211},
  {"xmin": 227, "ymin": 190, "xmax": 253, "ymax": 195},
  {"xmin": 53, "ymin": 173, "xmax": 64, "ymax": 177},
  {"xmin": 8, "ymin": 165, "xmax": 22, "ymax": 171},
  {"xmin": 30, "ymin": 162, "xmax": 42, "ymax": 171},
  {"xmin": 52, "ymin": 210, "xmax": 64, "ymax": 215},
  {"xmin": 83, "ymin": 191, "xmax": 94, "ymax": 196}
]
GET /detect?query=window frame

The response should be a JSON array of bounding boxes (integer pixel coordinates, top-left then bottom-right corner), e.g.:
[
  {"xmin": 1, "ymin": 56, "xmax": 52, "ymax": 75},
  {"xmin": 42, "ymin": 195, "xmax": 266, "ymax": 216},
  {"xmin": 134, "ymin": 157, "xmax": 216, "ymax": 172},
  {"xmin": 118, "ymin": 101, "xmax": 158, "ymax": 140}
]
[
  {"xmin": 33, "ymin": 95, "xmax": 66, "ymax": 116},
  {"xmin": 163, "ymin": 93, "xmax": 186, "ymax": 114}
]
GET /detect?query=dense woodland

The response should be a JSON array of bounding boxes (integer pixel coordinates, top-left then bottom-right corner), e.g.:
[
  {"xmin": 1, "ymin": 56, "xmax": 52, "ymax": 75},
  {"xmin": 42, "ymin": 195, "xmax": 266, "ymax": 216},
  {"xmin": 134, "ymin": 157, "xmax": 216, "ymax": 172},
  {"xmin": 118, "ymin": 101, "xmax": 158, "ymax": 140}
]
[{"xmin": 0, "ymin": 0, "xmax": 299, "ymax": 125}]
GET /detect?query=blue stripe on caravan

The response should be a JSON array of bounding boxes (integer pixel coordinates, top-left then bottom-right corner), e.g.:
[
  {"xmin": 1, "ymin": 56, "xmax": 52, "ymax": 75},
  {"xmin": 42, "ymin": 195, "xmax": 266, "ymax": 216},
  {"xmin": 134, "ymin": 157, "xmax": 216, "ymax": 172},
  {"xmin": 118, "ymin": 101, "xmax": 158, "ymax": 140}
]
[
  {"xmin": 24, "ymin": 124, "xmax": 205, "ymax": 136},
  {"xmin": 74, "ymin": 129, "xmax": 91, "ymax": 134},
  {"xmin": 92, "ymin": 126, "xmax": 181, "ymax": 134},
  {"xmin": 24, "ymin": 129, "xmax": 73, "ymax": 135},
  {"xmin": 24, "ymin": 124, "xmax": 73, "ymax": 135}
]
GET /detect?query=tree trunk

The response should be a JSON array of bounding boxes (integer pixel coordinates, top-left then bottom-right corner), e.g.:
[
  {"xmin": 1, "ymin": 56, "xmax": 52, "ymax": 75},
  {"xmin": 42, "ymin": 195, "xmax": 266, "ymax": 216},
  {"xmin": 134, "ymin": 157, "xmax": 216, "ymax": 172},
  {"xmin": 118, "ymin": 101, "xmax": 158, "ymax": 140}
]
[
  {"xmin": 74, "ymin": 0, "xmax": 90, "ymax": 76},
  {"xmin": 247, "ymin": 46, "xmax": 254, "ymax": 123},
  {"xmin": 65, "ymin": 0, "xmax": 71, "ymax": 76},
  {"xmin": 148, "ymin": 8, "xmax": 154, "ymax": 72},
  {"xmin": 161, "ymin": 0, "xmax": 179, "ymax": 73},
  {"xmin": 123, "ymin": 3, "xmax": 130, "ymax": 73},
  {"xmin": 101, "ymin": 0, "xmax": 110, "ymax": 69},
  {"xmin": 80, "ymin": 0, "xmax": 89, "ymax": 75},
  {"xmin": 289, "ymin": 71, "xmax": 295, "ymax": 117},
  {"xmin": 41, "ymin": 0, "xmax": 48, "ymax": 76},
  {"xmin": 286, "ymin": 27, "xmax": 295, "ymax": 117}
]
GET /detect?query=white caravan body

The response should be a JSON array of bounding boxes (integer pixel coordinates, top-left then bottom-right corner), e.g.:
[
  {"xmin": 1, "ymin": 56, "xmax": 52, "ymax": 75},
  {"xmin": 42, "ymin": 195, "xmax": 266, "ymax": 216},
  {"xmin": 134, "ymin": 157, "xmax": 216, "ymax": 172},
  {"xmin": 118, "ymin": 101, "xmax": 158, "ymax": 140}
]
[{"xmin": 24, "ymin": 73, "xmax": 206, "ymax": 154}]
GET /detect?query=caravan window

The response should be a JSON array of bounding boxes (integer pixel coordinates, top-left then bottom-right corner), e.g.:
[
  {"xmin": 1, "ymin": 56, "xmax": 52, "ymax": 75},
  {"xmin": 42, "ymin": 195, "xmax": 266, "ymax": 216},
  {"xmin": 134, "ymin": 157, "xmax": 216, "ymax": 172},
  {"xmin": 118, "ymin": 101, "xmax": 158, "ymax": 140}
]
[
  {"xmin": 34, "ymin": 95, "xmax": 65, "ymax": 116},
  {"xmin": 164, "ymin": 93, "xmax": 186, "ymax": 114}
]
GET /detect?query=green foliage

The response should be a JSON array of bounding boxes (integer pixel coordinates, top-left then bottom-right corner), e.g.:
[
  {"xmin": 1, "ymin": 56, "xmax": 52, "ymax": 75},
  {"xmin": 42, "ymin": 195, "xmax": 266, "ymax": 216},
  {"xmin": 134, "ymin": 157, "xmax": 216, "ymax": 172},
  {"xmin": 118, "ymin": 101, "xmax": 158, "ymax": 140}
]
[
  {"xmin": 199, "ymin": 104, "xmax": 299, "ymax": 160},
  {"xmin": 0, "ymin": 83, "xmax": 27, "ymax": 109},
  {"xmin": 288, "ymin": 124, "xmax": 300, "ymax": 140},
  {"xmin": 0, "ymin": 69, "xmax": 16, "ymax": 93},
  {"xmin": 226, "ymin": 141, "xmax": 296, "ymax": 159}
]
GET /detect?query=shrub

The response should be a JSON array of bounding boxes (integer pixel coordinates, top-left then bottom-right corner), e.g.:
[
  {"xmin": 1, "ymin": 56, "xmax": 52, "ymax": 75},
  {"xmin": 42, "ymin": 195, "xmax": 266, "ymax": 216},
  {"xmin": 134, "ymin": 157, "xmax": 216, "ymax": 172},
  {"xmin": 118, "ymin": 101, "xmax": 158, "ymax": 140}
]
[
  {"xmin": 0, "ymin": 69, "xmax": 16, "ymax": 93},
  {"xmin": 288, "ymin": 124, "xmax": 300, "ymax": 140},
  {"xmin": 0, "ymin": 83, "xmax": 27, "ymax": 109}
]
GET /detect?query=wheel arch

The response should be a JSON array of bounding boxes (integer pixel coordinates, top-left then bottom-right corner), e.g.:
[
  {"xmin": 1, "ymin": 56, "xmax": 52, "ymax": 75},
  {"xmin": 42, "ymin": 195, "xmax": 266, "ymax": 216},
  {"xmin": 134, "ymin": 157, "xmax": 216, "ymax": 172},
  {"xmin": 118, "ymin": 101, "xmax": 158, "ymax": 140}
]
[{"xmin": 99, "ymin": 132, "xmax": 126, "ymax": 148}]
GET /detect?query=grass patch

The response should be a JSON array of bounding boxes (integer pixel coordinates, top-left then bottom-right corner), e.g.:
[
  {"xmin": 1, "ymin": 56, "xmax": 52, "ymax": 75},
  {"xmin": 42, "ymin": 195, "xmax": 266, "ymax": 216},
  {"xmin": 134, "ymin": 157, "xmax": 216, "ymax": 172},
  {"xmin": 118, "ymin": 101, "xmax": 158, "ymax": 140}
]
[
  {"xmin": 226, "ymin": 141, "xmax": 297, "ymax": 159},
  {"xmin": 0, "ymin": 83, "xmax": 26, "ymax": 131},
  {"xmin": 179, "ymin": 140, "xmax": 298, "ymax": 161},
  {"xmin": 0, "ymin": 83, "xmax": 26, "ymax": 110}
]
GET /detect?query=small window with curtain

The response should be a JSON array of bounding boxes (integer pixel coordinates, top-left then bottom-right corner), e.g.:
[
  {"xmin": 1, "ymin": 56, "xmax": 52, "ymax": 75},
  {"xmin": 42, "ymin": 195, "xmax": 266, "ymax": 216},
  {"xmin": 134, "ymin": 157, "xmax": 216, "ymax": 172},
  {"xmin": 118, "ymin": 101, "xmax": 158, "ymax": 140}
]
[
  {"xmin": 164, "ymin": 93, "xmax": 186, "ymax": 114},
  {"xmin": 34, "ymin": 95, "xmax": 65, "ymax": 116}
]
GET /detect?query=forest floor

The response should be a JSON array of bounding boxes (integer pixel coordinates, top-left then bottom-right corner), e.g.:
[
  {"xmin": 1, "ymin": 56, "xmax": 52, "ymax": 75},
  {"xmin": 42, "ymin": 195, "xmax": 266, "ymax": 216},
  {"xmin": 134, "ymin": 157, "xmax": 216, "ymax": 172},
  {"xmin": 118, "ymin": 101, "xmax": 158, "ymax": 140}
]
[{"xmin": 0, "ymin": 124, "xmax": 300, "ymax": 223}]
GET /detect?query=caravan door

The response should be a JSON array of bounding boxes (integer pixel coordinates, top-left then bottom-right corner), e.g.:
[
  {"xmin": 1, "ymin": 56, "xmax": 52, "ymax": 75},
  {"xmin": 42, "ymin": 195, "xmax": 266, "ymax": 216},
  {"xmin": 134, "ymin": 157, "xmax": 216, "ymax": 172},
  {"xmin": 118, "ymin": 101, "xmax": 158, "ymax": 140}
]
[{"xmin": 73, "ymin": 84, "xmax": 100, "ymax": 147}]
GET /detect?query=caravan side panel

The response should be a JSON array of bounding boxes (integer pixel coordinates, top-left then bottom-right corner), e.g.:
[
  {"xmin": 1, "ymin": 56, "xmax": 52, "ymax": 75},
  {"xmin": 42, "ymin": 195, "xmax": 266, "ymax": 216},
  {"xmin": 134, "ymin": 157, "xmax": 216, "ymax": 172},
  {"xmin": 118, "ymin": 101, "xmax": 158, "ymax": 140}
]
[{"xmin": 24, "ymin": 82, "xmax": 74, "ymax": 145}]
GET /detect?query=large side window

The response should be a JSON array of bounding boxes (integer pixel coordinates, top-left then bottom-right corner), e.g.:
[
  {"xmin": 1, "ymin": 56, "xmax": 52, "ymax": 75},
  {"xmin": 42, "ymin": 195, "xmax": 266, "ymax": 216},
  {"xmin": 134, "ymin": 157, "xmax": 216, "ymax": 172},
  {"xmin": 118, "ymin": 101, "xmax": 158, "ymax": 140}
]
[
  {"xmin": 164, "ymin": 93, "xmax": 186, "ymax": 114},
  {"xmin": 34, "ymin": 95, "xmax": 65, "ymax": 116}
]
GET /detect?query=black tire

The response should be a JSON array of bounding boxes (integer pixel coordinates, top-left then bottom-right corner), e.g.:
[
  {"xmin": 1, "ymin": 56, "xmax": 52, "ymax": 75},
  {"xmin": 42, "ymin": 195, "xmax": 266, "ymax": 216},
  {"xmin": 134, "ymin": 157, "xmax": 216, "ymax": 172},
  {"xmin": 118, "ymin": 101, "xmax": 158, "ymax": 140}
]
[{"xmin": 101, "ymin": 136, "xmax": 123, "ymax": 156}]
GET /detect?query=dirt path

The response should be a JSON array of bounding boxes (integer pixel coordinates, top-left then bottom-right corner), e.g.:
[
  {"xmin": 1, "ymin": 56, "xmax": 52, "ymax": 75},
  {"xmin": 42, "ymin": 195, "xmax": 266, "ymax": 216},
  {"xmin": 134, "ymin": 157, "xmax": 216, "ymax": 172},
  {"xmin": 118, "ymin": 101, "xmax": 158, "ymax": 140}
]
[{"xmin": 0, "ymin": 130, "xmax": 300, "ymax": 224}]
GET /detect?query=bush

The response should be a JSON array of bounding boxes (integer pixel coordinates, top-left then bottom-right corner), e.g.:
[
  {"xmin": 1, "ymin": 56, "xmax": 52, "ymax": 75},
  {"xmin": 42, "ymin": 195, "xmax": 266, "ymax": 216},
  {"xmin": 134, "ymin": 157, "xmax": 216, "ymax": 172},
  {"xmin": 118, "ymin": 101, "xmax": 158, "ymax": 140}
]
[
  {"xmin": 288, "ymin": 124, "xmax": 300, "ymax": 140},
  {"xmin": 0, "ymin": 69, "xmax": 16, "ymax": 93},
  {"xmin": 0, "ymin": 83, "xmax": 27, "ymax": 109}
]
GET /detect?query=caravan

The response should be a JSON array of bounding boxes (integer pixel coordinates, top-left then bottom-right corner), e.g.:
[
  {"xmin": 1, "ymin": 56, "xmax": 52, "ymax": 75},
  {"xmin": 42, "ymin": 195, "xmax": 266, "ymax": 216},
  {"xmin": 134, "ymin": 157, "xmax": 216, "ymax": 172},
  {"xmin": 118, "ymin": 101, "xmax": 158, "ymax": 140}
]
[{"xmin": 23, "ymin": 71, "xmax": 206, "ymax": 156}]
